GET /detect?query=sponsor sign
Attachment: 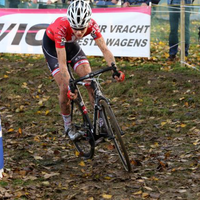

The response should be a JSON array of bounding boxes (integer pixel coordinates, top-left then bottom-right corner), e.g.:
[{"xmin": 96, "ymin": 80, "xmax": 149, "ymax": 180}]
[{"xmin": 0, "ymin": 7, "xmax": 151, "ymax": 57}]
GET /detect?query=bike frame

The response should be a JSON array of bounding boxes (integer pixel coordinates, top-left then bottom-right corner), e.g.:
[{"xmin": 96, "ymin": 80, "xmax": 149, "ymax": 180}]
[
  {"xmin": 91, "ymin": 80, "xmax": 109, "ymax": 138},
  {"xmin": 67, "ymin": 62, "xmax": 116, "ymax": 139},
  {"xmin": 67, "ymin": 62, "xmax": 131, "ymax": 171},
  {"xmin": 71, "ymin": 78, "xmax": 109, "ymax": 139}
]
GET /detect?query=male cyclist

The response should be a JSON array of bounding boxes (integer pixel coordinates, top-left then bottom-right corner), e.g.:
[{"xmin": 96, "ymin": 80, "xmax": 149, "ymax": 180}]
[{"xmin": 42, "ymin": 0, "xmax": 124, "ymax": 140}]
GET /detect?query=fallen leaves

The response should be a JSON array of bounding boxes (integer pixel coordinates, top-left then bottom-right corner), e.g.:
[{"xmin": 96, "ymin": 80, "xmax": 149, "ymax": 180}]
[
  {"xmin": 132, "ymin": 190, "xmax": 150, "ymax": 199},
  {"xmin": 157, "ymin": 160, "xmax": 168, "ymax": 171},
  {"xmin": 21, "ymin": 82, "xmax": 30, "ymax": 90},
  {"xmin": 2, "ymin": 54, "xmax": 200, "ymax": 199}
]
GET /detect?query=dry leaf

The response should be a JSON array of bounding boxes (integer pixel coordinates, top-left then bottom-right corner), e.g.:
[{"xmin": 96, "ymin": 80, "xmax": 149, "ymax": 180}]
[
  {"xmin": 133, "ymin": 190, "xmax": 142, "ymax": 195},
  {"xmin": 142, "ymin": 192, "xmax": 149, "ymax": 198},
  {"xmin": 7, "ymin": 128, "xmax": 14, "ymax": 133},
  {"xmin": 79, "ymin": 161, "xmax": 86, "ymax": 167},
  {"xmin": 18, "ymin": 128, "xmax": 22, "ymax": 135},
  {"xmin": 107, "ymin": 144, "xmax": 115, "ymax": 150},
  {"xmin": 44, "ymin": 172, "xmax": 60, "ymax": 179},
  {"xmin": 102, "ymin": 194, "xmax": 112, "ymax": 199},
  {"xmin": 34, "ymin": 156, "xmax": 43, "ymax": 160}
]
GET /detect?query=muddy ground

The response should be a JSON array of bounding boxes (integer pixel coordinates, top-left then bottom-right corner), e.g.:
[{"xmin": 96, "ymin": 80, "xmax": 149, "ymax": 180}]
[{"xmin": 0, "ymin": 55, "xmax": 200, "ymax": 199}]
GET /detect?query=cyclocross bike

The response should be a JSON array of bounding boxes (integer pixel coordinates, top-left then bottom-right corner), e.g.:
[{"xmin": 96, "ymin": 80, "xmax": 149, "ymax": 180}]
[{"xmin": 67, "ymin": 62, "xmax": 131, "ymax": 172}]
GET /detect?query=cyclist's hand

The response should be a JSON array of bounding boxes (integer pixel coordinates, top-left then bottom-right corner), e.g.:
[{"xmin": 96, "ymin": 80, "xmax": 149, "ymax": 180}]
[
  {"xmin": 113, "ymin": 71, "xmax": 125, "ymax": 82},
  {"xmin": 67, "ymin": 90, "xmax": 78, "ymax": 100}
]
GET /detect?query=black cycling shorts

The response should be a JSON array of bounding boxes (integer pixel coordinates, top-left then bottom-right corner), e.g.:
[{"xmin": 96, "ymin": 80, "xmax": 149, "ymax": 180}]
[{"xmin": 42, "ymin": 32, "xmax": 89, "ymax": 76}]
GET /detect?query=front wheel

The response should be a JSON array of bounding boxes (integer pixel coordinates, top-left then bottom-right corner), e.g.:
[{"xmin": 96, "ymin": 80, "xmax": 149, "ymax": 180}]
[
  {"xmin": 99, "ymin": 100, "xmax": 131, "ymax": 172},
  {"xmin": 72, "ymin": 99, "xmax": 95, "ymax": 159}
]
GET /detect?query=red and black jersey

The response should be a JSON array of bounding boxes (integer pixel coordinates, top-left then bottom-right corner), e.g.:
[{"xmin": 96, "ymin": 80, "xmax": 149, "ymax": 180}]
[{"xmin": 46, "ymin": 17, "xmax": 102, "ymax": 48}]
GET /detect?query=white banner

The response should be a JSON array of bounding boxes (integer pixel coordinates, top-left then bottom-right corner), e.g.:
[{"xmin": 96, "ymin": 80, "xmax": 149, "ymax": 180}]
[{"xmin": 0, "ymin": 7, "xmax": 151, "ymax": 57}]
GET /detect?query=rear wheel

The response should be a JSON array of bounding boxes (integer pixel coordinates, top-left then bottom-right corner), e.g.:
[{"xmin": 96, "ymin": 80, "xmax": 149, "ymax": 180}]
[
  {"xmin": 72, "ymin": 98, "xmax": 95, "ymax": 159},
  {"xmin": 99, "ymin": 99, "xmax": 131, "ymax": 172}
]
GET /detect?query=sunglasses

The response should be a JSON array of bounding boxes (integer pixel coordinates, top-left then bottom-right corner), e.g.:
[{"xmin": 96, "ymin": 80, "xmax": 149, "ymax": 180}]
[{"xmin": 72, "ymin": 27, "xmax": 86, "ymax": 31}]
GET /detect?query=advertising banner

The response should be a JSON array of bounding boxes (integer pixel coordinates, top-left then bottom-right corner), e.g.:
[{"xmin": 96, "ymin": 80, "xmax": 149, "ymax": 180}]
[{"xmin": 0, "ymin": 7, "xmax": 151, "ymax": 57}]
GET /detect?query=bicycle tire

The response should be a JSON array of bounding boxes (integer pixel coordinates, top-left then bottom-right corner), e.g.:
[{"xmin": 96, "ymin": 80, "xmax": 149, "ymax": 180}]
[
  {"xmin": 99, "ymin": 99, "xmax": 131, "ymax": 172},
  {"xmin": 72, "ymin": 99, "xmax": 95, "ymax": 159}
]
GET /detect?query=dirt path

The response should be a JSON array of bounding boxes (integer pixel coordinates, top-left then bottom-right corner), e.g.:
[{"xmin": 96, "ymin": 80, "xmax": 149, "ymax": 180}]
[{"xmin": 1, "ymin": 56, "xmax": 200, "ymax": 199}]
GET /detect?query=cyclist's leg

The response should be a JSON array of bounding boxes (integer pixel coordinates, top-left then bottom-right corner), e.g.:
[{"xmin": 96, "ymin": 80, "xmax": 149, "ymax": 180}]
[
  {"xmin": 76, "ymin": 63, "xmax": 94, "ymax": 105},
  {"xmin": 42, "ymin": 32, "xmax": 71, "ymax": 132},
  {"xmin": 68, "ymin": 42, "xmax": 94, "ymax": 105},
  {"xmin": 54, "ymin": 73, "xmax": 71, "ymax": 126}
]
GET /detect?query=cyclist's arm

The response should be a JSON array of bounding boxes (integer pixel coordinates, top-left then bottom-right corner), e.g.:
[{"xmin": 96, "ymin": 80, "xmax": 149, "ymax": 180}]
[
  {"xmin": 95, "ymin": 36, "xmax": 124, "ymax": 82},
  {"xmin": 56, "ymin": 48, "xmax": 70, "ymax": 85},
  {"xmin": 95, "ymin": 36, "xmax": 116, "ymax": 66}
]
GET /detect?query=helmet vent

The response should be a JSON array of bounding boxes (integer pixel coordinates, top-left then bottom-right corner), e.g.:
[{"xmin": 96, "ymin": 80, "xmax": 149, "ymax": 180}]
[{"xmin": 67, "ymin": 0, "xmax": 92, "ymax": 29}]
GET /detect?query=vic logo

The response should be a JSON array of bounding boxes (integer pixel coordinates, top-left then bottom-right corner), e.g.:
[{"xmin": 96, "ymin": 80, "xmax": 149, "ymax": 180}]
[{"xmin": 0, "ymin": 23, "xmax": 49, "ymax": 45}]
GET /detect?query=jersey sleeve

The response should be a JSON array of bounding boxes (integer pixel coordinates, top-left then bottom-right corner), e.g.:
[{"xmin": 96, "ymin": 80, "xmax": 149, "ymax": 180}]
[
  {"xmin": 46, "ymin": 17, "xmax": 69, "ymax": 49},
  {"xmin": 54, "ymin": 25, "xmax": 68, "ymax": 48},
  {"xmin": 89, "ymin": 19, "xmax": 102, "ymax": 40}
]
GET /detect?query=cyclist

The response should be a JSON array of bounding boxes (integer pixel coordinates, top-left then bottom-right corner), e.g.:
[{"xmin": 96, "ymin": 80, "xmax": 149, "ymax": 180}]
[{"xmin": 42, "ymin": 0, "xmax": 125, "ymax": 140}]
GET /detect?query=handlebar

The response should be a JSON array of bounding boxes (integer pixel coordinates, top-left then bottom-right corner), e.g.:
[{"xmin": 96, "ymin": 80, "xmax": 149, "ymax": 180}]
[{"xmin": 69, "ymin": 63, "xmax": 120, "ymax": 93}]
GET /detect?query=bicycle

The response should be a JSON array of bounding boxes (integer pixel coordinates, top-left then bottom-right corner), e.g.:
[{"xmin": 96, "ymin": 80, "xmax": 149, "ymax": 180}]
[{"xmin": 67, "ymin": 62, "xmax": 131, "ymax": 172}]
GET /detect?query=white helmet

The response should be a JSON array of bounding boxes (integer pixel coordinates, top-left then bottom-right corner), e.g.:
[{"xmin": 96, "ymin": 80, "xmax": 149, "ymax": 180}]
[{"xmin": 67, "ymin": 0, "xmax": 92, "ymax": 29}]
